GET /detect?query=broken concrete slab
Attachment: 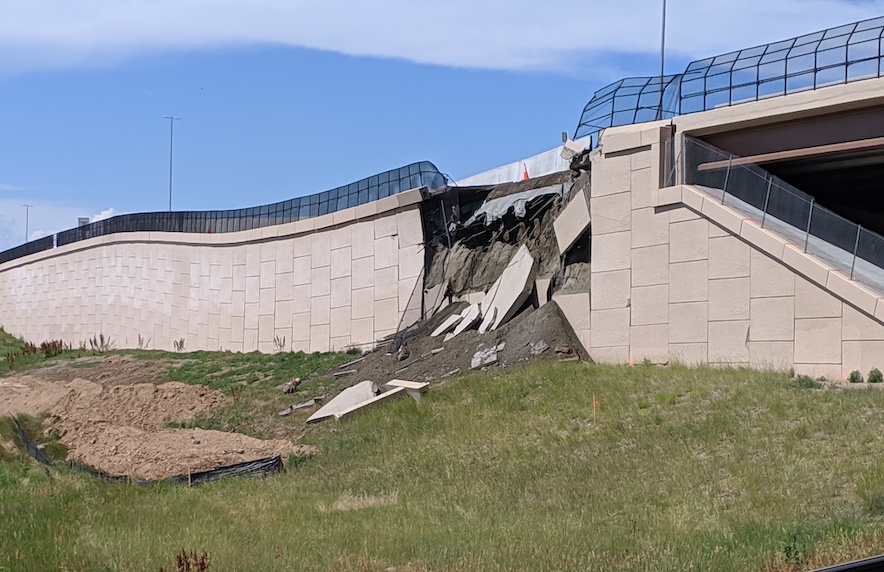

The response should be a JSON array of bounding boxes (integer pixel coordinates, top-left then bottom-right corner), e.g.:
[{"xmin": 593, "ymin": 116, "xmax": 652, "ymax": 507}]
[
  {"xmin": 534, "ymin": 278, "xmax": 551, "ymax": 307},
  {"xmin": 423, "ymin": 280, "xmax": 449, "ymax": 319},
  {"xmin": 451, "ymin": 302, "xmax": 482, "ymax": 337},
  {"xmin": 471, "ymin": 344, "xmax": 499, "ymax": 369},
  {"xmin": 431, "ymin": 313, "xmax": 463, "ymax": 338},
  {"xmin": 478, "ymin": 244, "xmax": 535, "ymax": 334},
  {"xmin": 279, "ymin": 395, "xmax": 328, "ymax": 416},
  {"xmin": 307, "ymin": 380, "xmax": 377, "ymax": 424},
  {"xmin": 333, "ymin": 386, "xmax": 407, "ymax": 421},
  {"xmin": 386, "ymin": 379, "xmax": 429, "ymax": 402},
  {"xmin": 530, "ymin": 340, "xmax": 550, "ymax": 355},
  {"xmin": 553, "ymin": 186, "xmax": 590, "ymax": 255}
]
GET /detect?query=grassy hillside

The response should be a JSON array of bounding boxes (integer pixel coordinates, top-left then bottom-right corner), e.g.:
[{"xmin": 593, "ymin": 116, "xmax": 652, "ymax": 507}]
[{"xmin": 2, "ymin": 360, "xmax": 884, "ymax": 570}]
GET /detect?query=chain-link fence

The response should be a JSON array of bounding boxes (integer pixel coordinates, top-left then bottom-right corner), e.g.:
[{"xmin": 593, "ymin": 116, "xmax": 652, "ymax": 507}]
[{"xmin": 680, "ymin": 136, "xmax": 884, "ymax": 294}]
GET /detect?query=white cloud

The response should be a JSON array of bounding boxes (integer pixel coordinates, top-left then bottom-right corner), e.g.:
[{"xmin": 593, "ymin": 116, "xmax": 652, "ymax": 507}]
[
  {"xmin": 90, "ymin": 207, "xmax": 120, "ymax": 223},
  {"xmin": 0, "ymin": 200, "xmax": 120, "ymax": 253},
  {"xmin": 0, "ymin": 1, "xmax": 882, "ymax": 76}
]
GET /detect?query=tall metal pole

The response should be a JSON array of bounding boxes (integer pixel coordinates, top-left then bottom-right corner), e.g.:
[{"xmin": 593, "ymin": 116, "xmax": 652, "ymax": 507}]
[
  {"xmin": 22, "ymin": 204, "xmax": 34, "ymax": 242},
  {"xmin": 164, "ymin": 116, "xmax": 181, "ymax": 211},
  {"xmin": 657, "ymin": 0, "xmax": 667, "ymax": 120}
]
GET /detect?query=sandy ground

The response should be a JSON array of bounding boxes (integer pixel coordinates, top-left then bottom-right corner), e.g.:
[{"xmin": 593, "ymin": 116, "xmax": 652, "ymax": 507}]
[{"xmin": 0, "ymin": 356, "xmax": 311, "ymax": 480}]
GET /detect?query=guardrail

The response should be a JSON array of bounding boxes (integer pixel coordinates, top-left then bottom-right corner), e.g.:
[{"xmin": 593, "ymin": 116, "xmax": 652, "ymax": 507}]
[
  {"xmin": 679, "ymin": 136, "xmax": 884, "ymax": 294},
  {"xmin": 0, "ymin": 161, "xmax": 445, "ymax": 265},
  {"xmin": 576, "ymin": 16, "xmax": 884, "ymax": 145}
]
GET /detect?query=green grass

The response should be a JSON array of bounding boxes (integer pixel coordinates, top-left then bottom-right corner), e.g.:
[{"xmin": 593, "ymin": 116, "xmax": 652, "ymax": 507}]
[{"xmin": 2, "ymin": 362, "xmax": 884, "ymax": 571}]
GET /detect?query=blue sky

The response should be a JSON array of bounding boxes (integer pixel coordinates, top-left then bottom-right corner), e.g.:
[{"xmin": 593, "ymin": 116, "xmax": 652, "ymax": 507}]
[{"xmin": 1, "ymin": 0, "xmax": 883, "ymax": 251}]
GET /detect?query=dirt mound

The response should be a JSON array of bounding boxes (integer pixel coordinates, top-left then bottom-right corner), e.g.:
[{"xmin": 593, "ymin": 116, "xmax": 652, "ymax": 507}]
[
  {"xmin": 64, "ymin": 426, "xmax": 313, "ymax": 481},
  {"xmin": 52, "ymin": 381, "xmax": 225, "ymax": 432},
  {"xmin": 0, "ymin": 375, "xmax": 74, "ymax": 417}
]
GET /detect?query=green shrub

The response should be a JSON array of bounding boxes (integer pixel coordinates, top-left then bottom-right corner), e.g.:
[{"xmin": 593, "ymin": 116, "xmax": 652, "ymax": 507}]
[
  {"xmin": 848, "ymin": 370, "xmax": 864, "ymax": 383},
  {"xmin": 792, "ymin": 375, "xmax": 822, "ymax": 389},
  {"xmin": 869, "ymin": 368, "xmax": 883, "ymax": 384}
]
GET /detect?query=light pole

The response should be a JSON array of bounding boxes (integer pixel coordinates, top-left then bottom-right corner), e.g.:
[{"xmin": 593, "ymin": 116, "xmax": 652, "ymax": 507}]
[
  {"xmin": 163, "ymin": 116, "xmax": 181, "ymax": 211},
  {"xmin": 657, "ymin": 0, "xmax": 667, "ymax": 121},
  {"xmin": 22, "ymin": 204, "xmax": 33, "ymax": 242}
]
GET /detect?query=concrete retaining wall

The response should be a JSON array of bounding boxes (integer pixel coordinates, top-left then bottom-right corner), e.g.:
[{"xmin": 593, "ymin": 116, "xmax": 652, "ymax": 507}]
[{"xmin": 0, "ymin": 190, "xmax": 426, "ymax": 353}]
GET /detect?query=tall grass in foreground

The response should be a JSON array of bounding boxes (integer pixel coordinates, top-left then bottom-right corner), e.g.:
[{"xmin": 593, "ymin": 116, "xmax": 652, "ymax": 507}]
[{"xmin": 2, "ymin": 362, "xmax": 884, "ymax": 571}]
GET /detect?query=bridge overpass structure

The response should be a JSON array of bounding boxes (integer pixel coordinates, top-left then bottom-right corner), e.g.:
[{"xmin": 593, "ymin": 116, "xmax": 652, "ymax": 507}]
[{"xmin": 1, "ymin": 16, "xmax": 883, "ymax": 379}]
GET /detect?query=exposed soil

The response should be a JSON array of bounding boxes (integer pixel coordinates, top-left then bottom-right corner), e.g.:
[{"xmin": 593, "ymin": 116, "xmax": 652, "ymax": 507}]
[{"xmin": 0, "ymin": 358, "xmax": 310, "ymax": 480}]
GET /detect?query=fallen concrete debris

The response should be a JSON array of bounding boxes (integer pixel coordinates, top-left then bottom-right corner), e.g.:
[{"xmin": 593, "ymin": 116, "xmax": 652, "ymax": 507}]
[
  {"xmin": 553, "ymin": 186, "xmax": 590, "ymax": 255},
  {"xmin": 338, "ymin": 355, "xmax": 367, "ymax": 369},
  {"xmin": 278, "ymin": 395, "xmax": 326, "ymax": 416},
  {"xmin": 471, "ymin": 344, "xmax": 499, "ymax": 369},
  {"xmin": 431, "ymin": 314, "xmax": 462, "ymax": 337},
  {"xmin": 386, "ymin": 379, "xmax": 429, "ymax": 402},
  {"xmin": 450, "ymin": 303, "xmax": 482, "ymax": 337},
  {"xmin": 307, "ymin": 378, "xmax": 430, "ymax": 423},
  {"xmin": 478, "ymin": 245, "xmax": 535, "ymax": 334},
  {"xmin": 306, "ymin": 381, "xmax": 378, "ymax": 424},
  {"xmin": 554, "ymin": 344, "xmax": 572, "ymax": 355},
  {"xmin": 529, "ymin": 340, "xmax": 550, "ymax": 355},
  {"xmin": 334, "ymin": 370, "xmax": 357, "ymax": 378}
]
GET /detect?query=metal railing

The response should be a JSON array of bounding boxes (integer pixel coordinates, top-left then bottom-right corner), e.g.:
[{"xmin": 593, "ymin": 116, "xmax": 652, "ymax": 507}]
[
  {"xmin": 576, "ymin": 15, "xmax": 884, "ymax": 145},
  {"xmin": 679, "ymin": 136, "xmax": 884, "ymax": 294},
  {"xmin": 0, "ymin": 161, "xmax": 445, "ymax": 264}
]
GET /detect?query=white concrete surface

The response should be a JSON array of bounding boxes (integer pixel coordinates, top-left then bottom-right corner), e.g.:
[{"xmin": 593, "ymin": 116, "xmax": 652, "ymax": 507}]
[{"xmin": 456, "ymin": 136, "xmax": 591, "ymax": 186}]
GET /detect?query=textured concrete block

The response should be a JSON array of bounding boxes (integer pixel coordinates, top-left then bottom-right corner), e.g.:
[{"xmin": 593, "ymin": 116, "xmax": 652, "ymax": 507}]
[
  {"xmin": 592, "ymin": 153, "xmax": 632, "ymax": 197},
  {"xmin": 374, "ymin": 235, "xmax": 399, "ymax": 270},
  {"xmin": 740, "ymin": 220, "xmax": 785, "ymax": 260},
  {"xmin": 311, "ymin": 295, "xmax": 330, "ymax": 325},
  {"xmin": 330, "ymin": 306, "xmax": 351, "ymax": 338},
  {"xmin": 351, "ymin": 222, "xmax": 375, "ymax": 259},
  {"xmin": 398, "ymin": 245, "xmax": 424, "ymax": 280},
  {"xmin": 631, "ymin": 284, "xmax": 669, "ymax": 326},
  {"xmin": 477, "ymin": 245, "xmax": 535, "ymax": 333},
  {"xmin": 842, "ymin": 340, "xmax": 884, "ymax": 377},
  {"xmin": 750, "ymin": 296, "xmax": 794, "ymax": 341},
  {"xmin": 330, "ymin": 247, "xmax": 352, "ymax": 279},
  {"xmin": 794, "ymin": 318, "xmax": 842, "ymax": 364},
  {"xmin": 353, "ymin": 201, "xmax": 378, "ymax": 220},
  {"xmin": 351, "ymin": 287, "xmax": 375, "ymax": 320},
  {"xmin": 351, "ymin": 317, "xmax": 375, "ymax": 345},
  {"xmin": 396, "ymin": 210, "xmax": 424, "ymax": 247},
  {"xmin": 709, "ymin": 236, "xmax": 750, "ymax": 279},
  {"xmin": 603, "ymin": 131, "xmax": 644, "ymax": 154},
  {"xmin": 632, "ymin": 244, "xmax": 670, "ymax": 287},
  {"xmin": 655, "ymin": 186, "xmax": 682, "ymax": 207},
  {"xmin": 842, "ymin": 304, "xmax": 884, "ymax": 341},
  {"xmin": 292, "ymin": 284, "xmax": 311, "ymax": 314},
  {"xmin": 590, "ymin": 192, "xmax": 630, "ymax": 235},
  {"xmin": 751, "ymin": 250, "xmax": 795, "ymax": 298},
  {"xmin": 330, "ymin": 276, "xmax": 352, "ymax": 309},
  {"xmin": 311, "ymin": 266, "xmax": 331, "ymax": 297},
  {"xmin": 629, "ymin": 167, "xmax": 654, "ymax": 210},
  {"xmin": 590, "ymin": 308, "xmax": 630, "ymax": 348},
  {"xmin": 669, "ymin": 260, "xmax": 708, "ymax": 303},
  {"xmin": 630, "ymin": 324, "xmax": 669, "ymax": 364},
  {"xmin": 274, "ymin": 272, "xmax": 293, "ymax": 303},
  {"xmin": 826, "ymin": 271, "xmax": 879, "ymax": 316},
  {"xmin": 669, "ymin": 302, "xmax": 708, "ymax": 343},
  {"xmin": 553, "ymin": 292, "xmax": 590, "ymax": 332},
  {"xmin": 782, "ymin": 244, "xmax": 832, "ymax": 287},
  {"xmin": 708, "ymin": 321, "xmax": 750, "ymax": 363},
  {"xmin": 374, "ymin": 297, "xmax": 399, "ymax": 331},
  {"xmin": 631, "ymin": 207, "xmax": 669, "ymax": 248},
  {"xmin": 592, "ymin": 346, "xmax": 630, "ymax": 364},
  {"xmin": 397, "ymin": 189, "xmax": 424, "ymax": 208},
  {"xmin": 554, "ymin": 188, "xmax": 591, "ymax": 254},
  {"xmin": 375, "ymin": 195, "xmax": 399, "ymax": 215},
  {"xmin": 374, "ymin": 267, "xmax": 398, "ymax": 301},
  {"xmin": 591, "ymin": 270, "xmax": 631, "ymax": 310},
  {"xmin": 309, "ymin": 324, "xmax": 330, "ymax": 353},
  {"xmin": 352, "ymin": 256, "xmax": 375, "ymax": 289},
  {"xmin": 244, "ymin": 277, "xmax": 260, "ymax": 304},
  {"xmin": 258, "ymin": 287, "xmax": 275, "ymax": 316},
  {"xmin": 311, "ymin": 233, "xmax": 331, "ymax": 268},
  {"xmin": 312, "ymin": 213, "xmax": 335, "ymax": 232},
  {"xmin": 795, "ymin": 277, "xmax": 841, "ymax": 319},
  {"xmin": 592, "ymin": 231, "xmax": 631, "ymax": 272},
  {"xmin": 669, "ymin": 206, "xmax": 702, "ymax": 222},
  {"xmin": 749, "ymin": 341, "xmax": 793, "ymax": 371},
  {"xmin": 670, "ymin": 219, "xmax": 709, "ymax": 263},
  {"xmin": 292, "ymin": 312, "xmax": 311, "ymax": 341},
  {"xmin": 700, "ymin": 197, "xmax": 744, "ymax": 235},
  {"xmin": 333, "ymin": 207, "xmax": 356, "ymax": 226},
  {"xmin": 669, "ymin": 343, "xmax": 707, "ymax": 365},
  {"xmin": 293, "ymin": 256, "xmax": 311, "ymax": 286},
  {"xmin": 330, "ymin": 226, "xmax": 352, "ymax": 250},
  {"xmin": 374, "ymin": 214, "xmax": 398, "ymax": 238},
  {"xmin": 709, "ymin": 278, "xmax": 750, "ymax": 322}
]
